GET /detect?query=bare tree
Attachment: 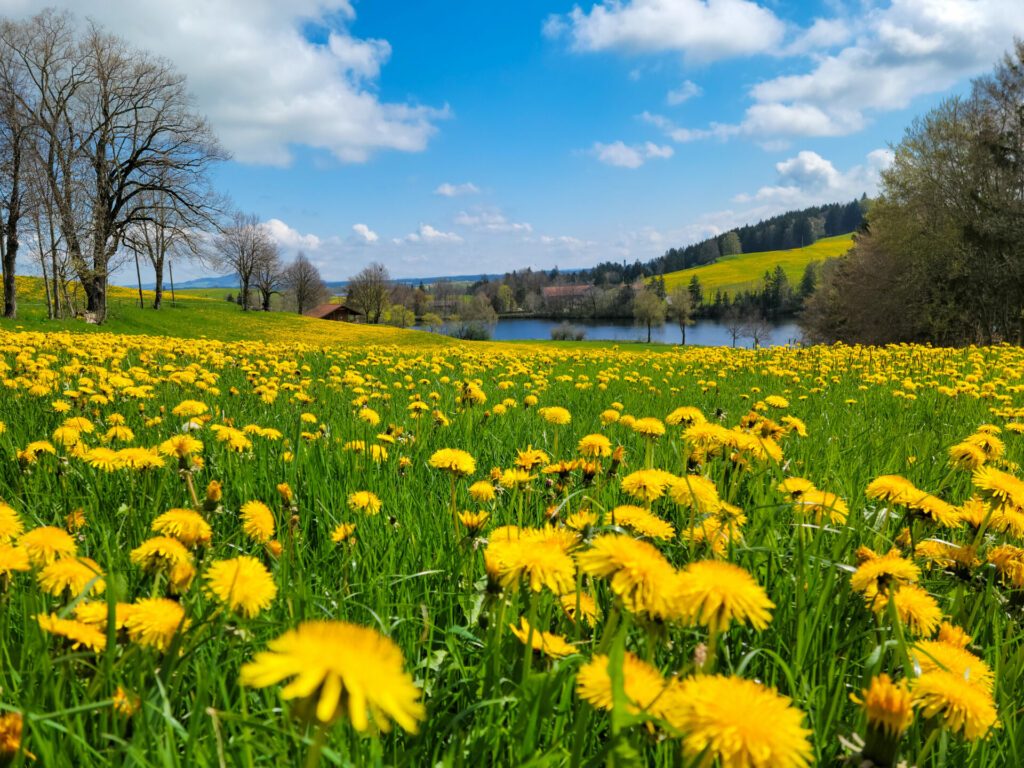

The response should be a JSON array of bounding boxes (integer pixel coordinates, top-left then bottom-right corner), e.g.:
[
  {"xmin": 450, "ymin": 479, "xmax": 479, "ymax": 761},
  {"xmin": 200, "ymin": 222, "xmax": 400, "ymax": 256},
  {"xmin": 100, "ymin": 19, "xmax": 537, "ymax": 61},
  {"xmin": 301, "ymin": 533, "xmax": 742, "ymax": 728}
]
[
  {"xmin": 743, "ymin": 311, "xmax": 774, "ymax": 349},
  {"xmin": 252, "ymin": 238, "xmax": 283, "ymax": 311},
  {"xmin": 207, "ymin": 212, "xmax": 266, "ymax": 311},
  {"xmin": 0, "ymin": 11, "xmax": 226, "ymax": 322},
  {"xmin": 347, "ymin": 262, "xmax": 391, "ymax": 324},
  {"xmin": 282, "ymin": 251, "xmax": 327, "ymax": 314},
  {"xmin": 0, "ymin": 27, "xmax": 33, "ymax": 318},
  {"xmin": 666, "ymin": 284, "xmax": 693, "ymax": 345},
  {"xmin": 723, "ymin": 306, "xmax": 745, "ymax": 347}
]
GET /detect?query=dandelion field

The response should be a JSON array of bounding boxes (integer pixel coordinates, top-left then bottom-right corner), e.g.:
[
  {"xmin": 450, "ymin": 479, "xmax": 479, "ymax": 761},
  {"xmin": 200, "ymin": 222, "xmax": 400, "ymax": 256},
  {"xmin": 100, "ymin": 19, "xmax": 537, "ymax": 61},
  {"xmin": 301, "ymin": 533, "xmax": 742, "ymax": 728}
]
[{"xmin": 1, "ymin": 328, "xmax": 1023, "ymax": 767}]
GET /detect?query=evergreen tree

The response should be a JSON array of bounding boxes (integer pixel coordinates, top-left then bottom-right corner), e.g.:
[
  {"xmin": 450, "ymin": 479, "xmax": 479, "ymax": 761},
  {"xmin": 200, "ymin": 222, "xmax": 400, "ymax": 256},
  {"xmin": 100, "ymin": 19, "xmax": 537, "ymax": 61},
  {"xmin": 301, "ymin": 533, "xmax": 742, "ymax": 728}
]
[{"xmin": 688, "ymin": 275, "xmax": 703, "ymax": 308}]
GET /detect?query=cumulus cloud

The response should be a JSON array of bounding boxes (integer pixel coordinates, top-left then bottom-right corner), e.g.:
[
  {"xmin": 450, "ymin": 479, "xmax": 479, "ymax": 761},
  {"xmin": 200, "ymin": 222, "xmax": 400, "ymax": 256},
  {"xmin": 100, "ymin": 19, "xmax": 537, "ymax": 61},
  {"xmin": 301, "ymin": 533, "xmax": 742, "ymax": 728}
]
[
  {"xmin": 649, "ymin": 0, "xmax": 1024, "ymax": 141},
  {"xmin": 434, "ymin": 182, "xmax": 481, "ymax": 197},
  {"xmin": 0, "ymin": 0, "xmax": 447, "ymax": 165},
  {"xmin": 402, "ymin": 224, "xmax": 464, "ymax": 244},
  {"xmin": 734, "ymin": 149, "xmax": 894, "ymax": 206},
  {"xmin": 591, "ymin": 140, "xmax": 674, "ymax": 168},
  {"xmin": 544, "ymin": 0, "xmax": 786, "ymax": 62},
  {"xmin": 454, "ymin": 209, "xmax": 532, "ymax": 234},
  {"xmin": 666, "ymin": 80, "xmax": 701, "ymax": 105},
  {"xmin": 262, "ymin": 218, "xmax": 322, "ymax": 251},
  {"xmin": 352, "ymin": 223, "xmax": 379, "ymax": 243}
]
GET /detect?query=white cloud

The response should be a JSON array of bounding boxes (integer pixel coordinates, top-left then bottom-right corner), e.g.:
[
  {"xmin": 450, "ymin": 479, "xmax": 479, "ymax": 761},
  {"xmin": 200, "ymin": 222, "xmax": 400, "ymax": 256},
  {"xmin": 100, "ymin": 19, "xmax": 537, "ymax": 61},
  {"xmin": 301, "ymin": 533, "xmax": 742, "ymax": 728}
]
[
  {"xmin": 404, "ymin": 224, "xmax": 464, "ymax": 244},
  {"xmin": 545, "ymin": 0, "xmax": 786, "ymax": 62},
  {"xmin": 666, "ymin": 80, "xmax": 701, "ymax": 105},
  {"xmin": 262, "ymin": 218, "xmax": 322, "ymax": 251},
  {"xmin": 782, "ymin": 18, "xmax": 852, "ymax": 56},
  {"xmin": 434, "ymin": 182, "xmax": 481, "ymax": 197},
  {"xmin": 454, "ymin": 209, "xmax": 532, "ymax": 234},
  {"xmin": 660, "ymin": 0, "xmax": 1024, "ymax": 141},
  {"xmin": 352, "ymin": 223, "xmax": 378, "ymax": 243},
  {"xmin": 591, "ymin": 140, "xmax": 674, "ymax": 168},
  {"xmin": 734, "ymin": 148, "xmax": 893, "ymax": 206},
  {"xmin": 0, "ymin": 1, "xmax": 447, "ymax": 165}
]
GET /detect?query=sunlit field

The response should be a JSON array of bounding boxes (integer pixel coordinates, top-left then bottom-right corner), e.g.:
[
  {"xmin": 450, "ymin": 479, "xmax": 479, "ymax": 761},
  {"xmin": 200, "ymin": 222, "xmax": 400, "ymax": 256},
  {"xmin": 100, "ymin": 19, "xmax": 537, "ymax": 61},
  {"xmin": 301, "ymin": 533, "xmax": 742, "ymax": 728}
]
[{"xmin": 1, "ymin": 328, "xmax": 1023, "ymax": 767}]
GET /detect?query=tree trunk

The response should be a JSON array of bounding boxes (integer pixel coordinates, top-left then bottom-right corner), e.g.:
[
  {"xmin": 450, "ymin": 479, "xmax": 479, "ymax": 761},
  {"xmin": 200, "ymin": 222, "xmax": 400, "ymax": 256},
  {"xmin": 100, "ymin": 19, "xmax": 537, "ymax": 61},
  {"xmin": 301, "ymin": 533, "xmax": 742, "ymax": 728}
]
[
  {"xmin": 261, "ymin": 290, "xmax": 271, "ymax": 311},
  {"xmin": 647, "ymin": 321, "xmax": 652, "ymax": 343},
  {"xmin": 3, "ymin": 146, "xmax": 20, "ymax": 319},
  {"xmin": 679, "ymin": 322, "xmax": 686, "ymax": 346},
  {"xmin": 240, "ymin": 279, "xmax": 250, "ymax": 310},
  {"xmin": 134, "ymin": 251, "xmax": 144, "ymax": 308},
  {"xmin": 153, "ymin": 255, "xmax": 164, "ymax": 309}
]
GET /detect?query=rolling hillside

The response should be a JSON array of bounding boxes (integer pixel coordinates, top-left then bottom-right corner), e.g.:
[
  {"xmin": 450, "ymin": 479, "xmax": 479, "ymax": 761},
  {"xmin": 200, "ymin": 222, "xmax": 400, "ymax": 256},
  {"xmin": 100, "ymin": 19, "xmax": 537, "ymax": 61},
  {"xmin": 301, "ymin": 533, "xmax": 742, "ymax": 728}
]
[
  {"xmin": 661, "ymin": 233, "xmax": 855, "ymax": 295},
  {"xmin": 0, "ymin": 278, "xmax": 450, "ymax": 347}
]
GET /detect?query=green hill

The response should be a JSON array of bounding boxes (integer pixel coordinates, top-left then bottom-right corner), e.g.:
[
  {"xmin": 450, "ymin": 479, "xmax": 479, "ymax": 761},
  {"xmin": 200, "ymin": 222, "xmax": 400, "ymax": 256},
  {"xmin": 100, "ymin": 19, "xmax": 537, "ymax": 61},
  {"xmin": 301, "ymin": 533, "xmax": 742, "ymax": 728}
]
[
  {"xmin": 0, "ymin": 278, "xmax": 449, "ymax": 347},
  {"xmin": 661, "ymin": 233, "xmax": 854, "ymax": 295}
]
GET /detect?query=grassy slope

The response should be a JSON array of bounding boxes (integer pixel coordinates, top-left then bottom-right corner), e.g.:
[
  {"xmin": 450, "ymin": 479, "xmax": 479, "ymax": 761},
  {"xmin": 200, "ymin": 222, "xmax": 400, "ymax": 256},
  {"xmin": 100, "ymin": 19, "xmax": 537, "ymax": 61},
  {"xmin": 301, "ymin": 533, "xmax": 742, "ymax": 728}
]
[
  {"xmin": 0, "ymin": 278, "xmax": 451, "ymax": 347},
  {"xmin": 1, "ymin": 279, "xmax": 681, "ymax": 351},
  {"xmin": 662, "ymin": 233, "xmax": 854, "ymax": 294}
]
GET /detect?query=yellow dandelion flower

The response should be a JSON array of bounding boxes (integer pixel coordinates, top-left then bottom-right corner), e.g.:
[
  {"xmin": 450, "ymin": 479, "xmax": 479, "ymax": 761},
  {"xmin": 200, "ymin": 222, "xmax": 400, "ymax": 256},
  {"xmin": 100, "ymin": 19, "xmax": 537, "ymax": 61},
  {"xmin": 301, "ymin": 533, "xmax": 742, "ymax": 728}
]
[
  {"xmin": 672, "ymin": 560, "xmax": 774, "ymax": 633},
  {"xmin": 239, "ymin": 620, "xmax": 425, "ymax": 731},
  {"xmin": 577, "ymin": 534, "xmax": 676, "ymax": 618},
  {"xmin": 972, "ymin": 465, "xmax": 1024, "ymax": 509},
  {"xmin": 205, "ymin": 556, "xmax": 278, "ymax": 618},
  {"xmin": 576, "ymin": 651, "xmax": 670, "ymax": 717},
  {"xmin": 130, "ymin": 536, "xmax": 192, "ymax": 575},
  {"xmin": 560, "ymin": 591, "xmax": 599, "ymax": 626},
  {"xmin": 620, "ymin": 468, "xmax": 676, "ymax": 503},
  {"xmin": 124, "ymin": 598, "xmax": 190, "ymax": 652},
  {"xmin": 36, "ymin": 556, "xmax": 105, "ymax": 597},
  {"xmin": 151, "ymin": 509, "xmax": 213, "ymax": 547},
  {"xmin": 172, "ymin": 400, "xmax": 208, "ymax": 418},
  {"xmin": 850, "ymin": 550, "xmax": 919, "ymax": 596},
  {"xmin": 666, "ymin": 406, "xmax": 706, "ymax": 426},
  {"xmin": 668, "ymin": 474, "xmax": 721, "ymax": 513},
  {"xmin": 36, "ymin": 613, "xmax": 107, "ymax": 652},
  {"xmin": 347, "ymin": 491, "xmax": 382, "ymax": 515},
  {"xmin": 912, "ymin": 670, "xmax": 998, "ymax": 740},
  {"xmin": 19, "ymin": 526, "xmax": 76, "ymax": 565},
  {"xmin": 159, "ymin": 434, "xmax": 204, "ymax": 458},
  {"xmin": 0, "ymin": 502, "xmax": 24, "ymax": 542},
  {"xmin": 331, "ymin": 522, "xmax": 357, "ymax": 543},
  {"xmin": 855, "ymin": 673, "xmax": 914, "ymax": 745},
  {"xmin": 429, "ymin": 448, "xmax": 476, "ymax": 476},
  {"xmin": 605, "ymin": 505, "xmax": 675, "ymax": 540},
  {"xmin": 509, "ymin": 617, "xmax": 576, "ymax": 659},
  {"xmin": 240, "ymin": 501, "xmax": 276, "ymax": 543},
  {"xmin": 631, "ymin": 417, "xmax": 665, "ymax": 438},
  {"xmin": 564, "ymin": 509, "xmax": 599, "ymax": 531},
  {"xmin": 577, "ymin": 433, "xmax": 612, "ymax": 458},
  {"xmin": 539, "ymin": 406, "xmax": 571, "ymax": 425},
  {"xmin": 0, "ymin": 543, "xmax": 30, "ymax": 579},
  {"xmin": 663, "ymin": 675, "xmax": 812, "ymax": 768},
  {"xmin": 871, "ymin": 584, "xmax": 942, "ymax": 636},
  {"xmin": 468, "ymin": 481, "xmax": 497, "ymax": 503},
  {"xmin": 484, "ymin": 532, "xmax": 576, "ymax": 594},
  {"xmin": 912, "ymin": 640, "xmax": 993, "ymax": 693},
  {"xmin": 514, "ymin": 447, "xmax": 550, "ymax": 470},
  {"xmin": 458, "ymin": 510, "xmax": 489, "ymax": 534}
]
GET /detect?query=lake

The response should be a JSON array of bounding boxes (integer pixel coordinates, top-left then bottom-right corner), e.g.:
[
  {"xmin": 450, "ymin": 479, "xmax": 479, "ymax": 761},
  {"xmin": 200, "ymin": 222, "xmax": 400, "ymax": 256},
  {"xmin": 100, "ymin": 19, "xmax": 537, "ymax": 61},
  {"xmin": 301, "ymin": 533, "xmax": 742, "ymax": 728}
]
[{"xmin": 436, "ymin": 317, "xmax": 803, "ymax": 346}]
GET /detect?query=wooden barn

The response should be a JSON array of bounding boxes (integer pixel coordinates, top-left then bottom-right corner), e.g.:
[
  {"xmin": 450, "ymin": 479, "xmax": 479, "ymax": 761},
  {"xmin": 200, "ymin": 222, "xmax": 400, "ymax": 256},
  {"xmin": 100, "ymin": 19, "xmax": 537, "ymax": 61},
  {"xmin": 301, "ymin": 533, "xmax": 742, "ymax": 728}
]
[{"xmin": 304, "ymin": 302, "xmax": 364, "ymax": 322}]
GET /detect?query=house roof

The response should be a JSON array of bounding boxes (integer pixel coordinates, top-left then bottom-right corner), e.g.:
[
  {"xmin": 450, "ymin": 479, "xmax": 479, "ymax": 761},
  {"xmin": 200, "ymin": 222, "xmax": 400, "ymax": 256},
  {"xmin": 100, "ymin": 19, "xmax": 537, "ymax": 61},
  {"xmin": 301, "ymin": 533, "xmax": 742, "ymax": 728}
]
[
  {"xmin": 304, "ymin": 302, "xmax": 363, "ymax": 319},
  {"xmin": 541, "ymin": 284, "xmax": 591, "ymax": 299}
]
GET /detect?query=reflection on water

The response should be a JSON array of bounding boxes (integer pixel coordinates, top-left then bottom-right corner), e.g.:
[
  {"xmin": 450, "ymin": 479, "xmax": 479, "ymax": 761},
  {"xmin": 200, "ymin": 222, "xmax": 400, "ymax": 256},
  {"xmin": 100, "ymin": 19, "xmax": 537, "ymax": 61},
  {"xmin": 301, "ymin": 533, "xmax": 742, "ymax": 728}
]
[{"xmin": 463, "ymin": 318, "xmax": 803, "ymax": 347}]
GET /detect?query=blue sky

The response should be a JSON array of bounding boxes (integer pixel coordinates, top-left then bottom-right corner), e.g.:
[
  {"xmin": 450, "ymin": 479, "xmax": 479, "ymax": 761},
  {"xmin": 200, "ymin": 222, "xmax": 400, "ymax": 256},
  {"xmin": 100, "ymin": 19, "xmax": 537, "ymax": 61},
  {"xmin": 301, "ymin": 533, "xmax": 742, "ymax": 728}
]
[{"xmin": 4, "ymin": 0, "xmax": 1022, "ymax": 281}]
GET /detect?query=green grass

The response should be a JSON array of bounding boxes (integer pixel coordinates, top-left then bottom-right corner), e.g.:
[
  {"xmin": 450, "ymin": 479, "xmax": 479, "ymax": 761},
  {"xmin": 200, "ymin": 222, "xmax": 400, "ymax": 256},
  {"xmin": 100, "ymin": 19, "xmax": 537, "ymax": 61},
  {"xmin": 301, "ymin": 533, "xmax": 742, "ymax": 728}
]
[
  {"xmin": 0, "ymin": 278, "xmax": 449, "ymax": 347},
  {"xmin": 662, "ymin": 233, "xmax": 855, "ymax": 295},
  {"xmin": 0, "ymin": 329, "xmax": 1021, "ymax": 767}
]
